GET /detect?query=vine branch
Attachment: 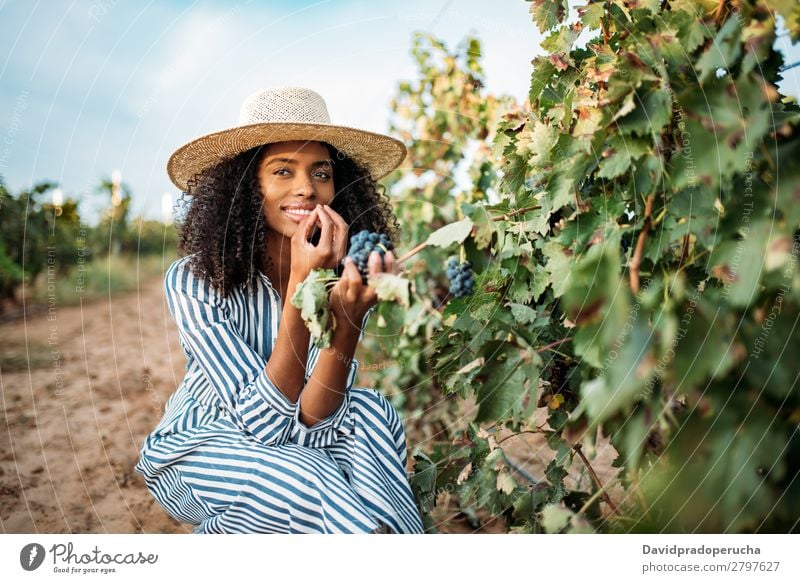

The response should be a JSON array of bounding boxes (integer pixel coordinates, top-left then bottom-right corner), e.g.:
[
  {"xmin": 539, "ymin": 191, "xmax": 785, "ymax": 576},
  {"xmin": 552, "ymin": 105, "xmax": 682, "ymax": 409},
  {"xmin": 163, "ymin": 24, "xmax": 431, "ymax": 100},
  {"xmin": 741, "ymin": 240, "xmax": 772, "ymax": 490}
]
[
  {"xmin": 572, "ymin": 443, "xmax": 619, "ymax": 515},
  {"xmin": 534, "ymin": 337, "xmax": 572, "ymax": 354},
  {"xmin": 396, "ymin": 205, "xmax": 542, "ymax": 264},
  {"xmin": 494, "ymin": 204, "xmax": 542, "ymax": 223},
  {"xmin": 397, "ymin": 241, "xmax": 428, "ymax": 265},
  {"xmin": 496, "ymin": 427, "xmax": 548, "ymax": 446},
  {"xmin": 628, "ymin": 193, "xmax": 656, "ymax": 295}
]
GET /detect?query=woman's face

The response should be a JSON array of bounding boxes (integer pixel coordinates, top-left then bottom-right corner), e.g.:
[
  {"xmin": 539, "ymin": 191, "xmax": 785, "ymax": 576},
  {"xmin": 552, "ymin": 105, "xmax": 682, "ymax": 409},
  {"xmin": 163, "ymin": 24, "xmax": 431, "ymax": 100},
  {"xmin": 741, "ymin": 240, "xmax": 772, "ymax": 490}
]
[{"xmin": 257, "ymin": 140, "xmax": 335, "ymax": 238}]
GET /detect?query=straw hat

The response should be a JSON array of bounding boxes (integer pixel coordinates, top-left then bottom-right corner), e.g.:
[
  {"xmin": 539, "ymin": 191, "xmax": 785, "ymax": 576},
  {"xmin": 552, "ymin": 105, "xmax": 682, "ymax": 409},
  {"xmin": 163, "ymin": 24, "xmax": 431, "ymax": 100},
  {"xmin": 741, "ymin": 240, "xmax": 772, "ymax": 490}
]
[{"xmin": 167, "ymin": 87, "xmax": 407, "ymax": 192}]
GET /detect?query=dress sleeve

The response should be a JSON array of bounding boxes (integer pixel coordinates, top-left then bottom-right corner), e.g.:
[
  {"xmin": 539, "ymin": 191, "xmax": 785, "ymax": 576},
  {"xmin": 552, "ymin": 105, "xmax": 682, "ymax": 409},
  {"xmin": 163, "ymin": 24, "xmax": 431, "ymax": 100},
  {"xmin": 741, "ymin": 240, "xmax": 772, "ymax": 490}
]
[
  {"xmin": 164, "ymin": 257, "xmax": 296, "ymax": 446},
  {"xmin": 289, "ymin": 306, "xmax": 375, "ymax": 447}
]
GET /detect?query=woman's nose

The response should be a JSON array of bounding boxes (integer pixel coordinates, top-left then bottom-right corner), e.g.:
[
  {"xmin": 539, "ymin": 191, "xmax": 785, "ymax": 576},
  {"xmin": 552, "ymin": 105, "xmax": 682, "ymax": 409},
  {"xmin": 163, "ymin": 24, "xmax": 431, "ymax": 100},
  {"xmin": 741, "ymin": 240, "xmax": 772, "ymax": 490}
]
[{"xmin": 293, "ymin": 174, "xmax": 315, "ymax": 196}]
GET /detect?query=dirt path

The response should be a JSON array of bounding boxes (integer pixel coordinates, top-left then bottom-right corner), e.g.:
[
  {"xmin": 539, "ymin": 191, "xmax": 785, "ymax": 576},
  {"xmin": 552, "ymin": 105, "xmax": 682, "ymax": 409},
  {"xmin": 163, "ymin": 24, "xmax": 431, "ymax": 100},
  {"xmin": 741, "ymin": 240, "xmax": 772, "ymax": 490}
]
[{"xmin": 1, "ymin": 275, "xmax": 189, "ymax": 533}]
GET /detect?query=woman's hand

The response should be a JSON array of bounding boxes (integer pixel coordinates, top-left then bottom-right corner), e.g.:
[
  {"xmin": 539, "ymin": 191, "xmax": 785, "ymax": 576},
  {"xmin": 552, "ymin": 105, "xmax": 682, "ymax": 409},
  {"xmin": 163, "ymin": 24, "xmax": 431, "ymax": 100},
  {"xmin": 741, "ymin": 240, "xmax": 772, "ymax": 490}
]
[
  {"xmin": 290, "ymin": 205, "xmax": 349, "ymax": 281},
  {"xmin": 329, "ymin": 248, "xmax": 398, "ymax": 334}
]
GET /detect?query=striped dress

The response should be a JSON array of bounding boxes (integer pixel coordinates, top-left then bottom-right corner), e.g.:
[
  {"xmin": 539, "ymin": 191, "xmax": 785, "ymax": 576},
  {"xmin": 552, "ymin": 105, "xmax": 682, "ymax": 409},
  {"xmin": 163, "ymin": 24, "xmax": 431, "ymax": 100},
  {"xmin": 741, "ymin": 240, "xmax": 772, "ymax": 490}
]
[{"xmin": 134, "ymin": 256, "xmax": 423, "ymax": 534}]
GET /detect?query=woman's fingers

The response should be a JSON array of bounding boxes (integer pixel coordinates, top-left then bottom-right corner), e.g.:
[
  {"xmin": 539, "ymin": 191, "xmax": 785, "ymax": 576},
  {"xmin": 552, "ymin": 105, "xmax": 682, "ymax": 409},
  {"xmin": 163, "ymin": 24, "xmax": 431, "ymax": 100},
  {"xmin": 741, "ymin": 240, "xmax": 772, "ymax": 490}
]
[
  {"xmin": 322, "ymin": 205, "xmax": 349, "ymax": 258},
  {"xmin": 383, "ymin": 250, "xmax": 396, "ymax": 274},
  {"xmin": 333, "ymin": 258, "xmax": 378, "ymax": 327},
  {"xmin": 315, "ymin": 204, "xmax": 334, "ymax": 250},
  {"xmin": 342, "ymin": 257, "xmax": 362, "ymax": 284},
  {"xmin": 322, "ymin": 205, "xmax": 348, "ymax": 235},
  {"xmin": 341, "ymin": 257, "xmax": 364, "ymax": 304},
  {"xmin": 299, "ymin": 207, "xmax": 321, "ymax": 242},
  {"xmin": 367, "ymin": 251, "xmax": 383, "ymax": 278}
]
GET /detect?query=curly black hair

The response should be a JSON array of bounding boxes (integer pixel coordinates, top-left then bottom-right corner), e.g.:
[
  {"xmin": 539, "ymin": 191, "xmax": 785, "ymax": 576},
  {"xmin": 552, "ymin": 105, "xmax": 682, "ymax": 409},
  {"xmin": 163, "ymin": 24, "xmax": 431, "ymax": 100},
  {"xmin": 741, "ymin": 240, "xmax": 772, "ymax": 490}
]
[{"xmin": 174, "ymin": 142, "xmax": 399, "ymax": 297}]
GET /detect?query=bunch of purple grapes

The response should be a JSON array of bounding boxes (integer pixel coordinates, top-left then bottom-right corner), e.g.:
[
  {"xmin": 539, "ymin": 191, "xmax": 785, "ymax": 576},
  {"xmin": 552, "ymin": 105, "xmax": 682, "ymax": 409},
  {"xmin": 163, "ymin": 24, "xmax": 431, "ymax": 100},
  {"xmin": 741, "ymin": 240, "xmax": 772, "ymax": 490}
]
[
  {"xmin": 446, "ymin": 259, "xmax": 474, "ymax": 298},
  {"xmin": 347, "ymin": 230, "xmax": 394, "ymax": 280}
]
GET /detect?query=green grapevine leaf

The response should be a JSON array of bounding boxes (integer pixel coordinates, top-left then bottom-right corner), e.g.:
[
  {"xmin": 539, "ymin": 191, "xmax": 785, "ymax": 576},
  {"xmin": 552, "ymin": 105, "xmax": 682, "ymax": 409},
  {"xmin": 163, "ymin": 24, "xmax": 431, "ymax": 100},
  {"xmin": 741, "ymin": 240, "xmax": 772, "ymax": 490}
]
[
  {"xmin": 541, "ymin": 503, "xmax": 572, "ymax": 533},
  {"xmin": 695, "ymin": 15, "xmax": 741, "ymax": 83},
  {"xmin": 508, "ymin": 302, "xmax": 539, "ymax": 325},
  {"xmin": 368, "ymin": 272, "xmax": 411, "ymax": 307},
  {"xmin": 743, "ymin": 305, "xmax": 800, "ymax": 403},
  {"xmin": 577, "ymin": 2, "xmax": 604, "ymax": 28},
  {"xmin": 290, "ymin": 268, "xmax": 335, "ymax": 349},
  {"xmin": 542, "ymin": 241, "xmax": 573, "ymax": 298},
  {"xmin": 638, "ymin": 408, "xmax": 790, "ymax": 532},
  {"xmin": 540, "ymin": 24, "xmax": 580, "ymax": 53},
  {"xmin": 667, "ymin": 298, "xmax": 738, "ymax": 391},
  {"xmin": 597, "ymin": 136, "xmax": 651, "ymax": 179},
  {"xmin": 529, "ymin": 57, "xmax": 557, "ymax": 104},
  {"xmin": 426, "ymin": 218, "xmax": 474, "ymax": 248},
  {"xmin": 475, "ymin": 342, "xmax": 538, "ymax": 422},
  {"xmin": 461, "ymin": 203, "xmax": 495, "ymax": 250},
  {"xmin": 410, "ymin": 453, "xmax": 437, "ymax": 514},
  {"xmin": 773, "ymin": 139, "xmax": 800, "ymax": 227},
  {"xmin": 616, "ymin": 88, "xmax": 671, "ymax": 137},
  {"xmin": 577, "ymin": 316, "xmax": 656, "ymax": 423},
  {"xmin": 708, "ymin": 223, "xmax": 770, "ymax": 307},
  {"xmin": 527, "ymin": 0, "xmax": 568, "ymax": 34}
]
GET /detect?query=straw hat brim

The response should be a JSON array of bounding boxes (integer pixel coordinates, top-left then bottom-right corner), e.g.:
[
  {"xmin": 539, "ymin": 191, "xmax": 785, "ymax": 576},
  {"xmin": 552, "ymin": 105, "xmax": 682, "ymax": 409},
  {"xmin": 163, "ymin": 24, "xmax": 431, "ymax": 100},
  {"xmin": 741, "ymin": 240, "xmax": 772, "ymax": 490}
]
[{"xmin": 167, "ymin": 122, "xmax": 407, "ymax": 192}]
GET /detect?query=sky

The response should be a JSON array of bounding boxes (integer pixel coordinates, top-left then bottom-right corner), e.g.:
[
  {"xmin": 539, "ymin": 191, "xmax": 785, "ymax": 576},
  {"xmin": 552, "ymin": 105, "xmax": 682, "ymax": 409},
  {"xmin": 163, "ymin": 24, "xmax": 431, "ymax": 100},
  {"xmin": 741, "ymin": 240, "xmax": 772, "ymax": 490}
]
[{"xmin": 0, "ymin": 0, "xmax": 798, "ymax": 224}]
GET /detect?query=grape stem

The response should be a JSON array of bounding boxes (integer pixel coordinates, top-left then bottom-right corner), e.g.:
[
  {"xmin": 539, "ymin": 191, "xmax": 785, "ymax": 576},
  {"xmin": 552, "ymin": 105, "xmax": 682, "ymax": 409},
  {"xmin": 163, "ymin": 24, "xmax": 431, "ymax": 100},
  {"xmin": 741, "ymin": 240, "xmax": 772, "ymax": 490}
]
[
  {"xmin": 572, "ymin": 443, "xmax": 619, "ymax": 515},
  {"xmin": 496, "ymin": 427, "xmax": 548, "ymax": 445},
  {"xmin": 395, "ymin": 205, "xmax": 542, "ymax": 265},
  {"xmin": 534, "ymin": 337, "xmax": 571, "ymax": 354},
  {"xmin": 629, "ymin": 193, "xmax": 655, "ymax": 295},
  {"xmin": 396, "ymin": 241, "xmax": 428, "ymax": 265},
  {"xmin": 493, "ymin": 204, "xmax": 541, "ymax": 223}
]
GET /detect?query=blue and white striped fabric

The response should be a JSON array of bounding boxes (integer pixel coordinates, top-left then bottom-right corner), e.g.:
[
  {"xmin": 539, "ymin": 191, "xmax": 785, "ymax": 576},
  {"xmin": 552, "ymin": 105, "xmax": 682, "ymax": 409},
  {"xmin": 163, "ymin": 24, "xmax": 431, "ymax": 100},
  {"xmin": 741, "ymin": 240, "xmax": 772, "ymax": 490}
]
[{"xmin": 134, "ymin": 256, "xmax": 423, "ymax": 534}]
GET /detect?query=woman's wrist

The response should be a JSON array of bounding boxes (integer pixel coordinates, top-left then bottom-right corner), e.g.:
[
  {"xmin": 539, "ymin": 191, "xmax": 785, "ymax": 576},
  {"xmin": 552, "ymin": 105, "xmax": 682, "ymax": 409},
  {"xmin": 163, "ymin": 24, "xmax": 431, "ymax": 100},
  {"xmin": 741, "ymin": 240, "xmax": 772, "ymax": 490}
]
[
  {"xmin": 283, "ymin": 272, "xmax": 310, "ymax": 307},
  {"xmin": 331, "ymin": 312, "xmax": 362, "ymax": 343},
  {"xmin": 333, "ymin": 305, "xmax": 369, "ymax": 334},
  {"xmin": 288, "ymin": 268, "xmax": 310, "ymax": 287}
]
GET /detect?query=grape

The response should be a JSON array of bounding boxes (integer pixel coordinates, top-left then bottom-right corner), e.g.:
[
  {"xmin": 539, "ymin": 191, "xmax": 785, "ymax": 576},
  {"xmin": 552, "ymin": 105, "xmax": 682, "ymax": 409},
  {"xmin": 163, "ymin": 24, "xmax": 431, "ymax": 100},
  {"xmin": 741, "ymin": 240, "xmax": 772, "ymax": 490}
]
[
  {"xmin": 347, "ymin": 230, "xmax": 394, "ymax": 281},
  {"xmin": 446, "ymin": 259, "xmax": 474, "ymax": 298}
]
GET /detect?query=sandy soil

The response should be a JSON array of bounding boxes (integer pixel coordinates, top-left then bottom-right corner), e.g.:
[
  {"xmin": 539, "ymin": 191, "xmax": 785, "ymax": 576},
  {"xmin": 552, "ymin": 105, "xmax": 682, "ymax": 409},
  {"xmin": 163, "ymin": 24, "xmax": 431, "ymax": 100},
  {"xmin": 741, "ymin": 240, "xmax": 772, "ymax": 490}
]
[
  {"xmin": 1, "ymin": 273, "xmax": 621, "ymax": 534},
  {"xmin": 1, "ymin": 276, "xmax": 189, "ymax": 533}
]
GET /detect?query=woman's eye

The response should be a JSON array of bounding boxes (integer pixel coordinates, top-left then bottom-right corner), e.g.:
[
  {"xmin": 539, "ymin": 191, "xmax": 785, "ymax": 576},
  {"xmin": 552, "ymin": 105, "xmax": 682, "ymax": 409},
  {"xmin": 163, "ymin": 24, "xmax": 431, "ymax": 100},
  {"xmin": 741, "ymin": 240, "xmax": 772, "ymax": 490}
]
[
  {"xmin": 274, "ymin": 168, "xmax": 290, "ymax": 176},
  {"xmin": 315, "ymin": 171, "xmax": 330, "ymax": 179}
]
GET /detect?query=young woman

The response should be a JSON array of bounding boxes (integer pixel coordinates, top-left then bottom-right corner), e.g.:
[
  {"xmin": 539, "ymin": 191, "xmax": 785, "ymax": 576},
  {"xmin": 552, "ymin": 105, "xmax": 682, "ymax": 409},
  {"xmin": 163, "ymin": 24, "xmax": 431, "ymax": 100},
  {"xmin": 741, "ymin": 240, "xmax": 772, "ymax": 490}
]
[{"xmin": 135, "ymin": 87, "xmax": 423, "ymax": 534}]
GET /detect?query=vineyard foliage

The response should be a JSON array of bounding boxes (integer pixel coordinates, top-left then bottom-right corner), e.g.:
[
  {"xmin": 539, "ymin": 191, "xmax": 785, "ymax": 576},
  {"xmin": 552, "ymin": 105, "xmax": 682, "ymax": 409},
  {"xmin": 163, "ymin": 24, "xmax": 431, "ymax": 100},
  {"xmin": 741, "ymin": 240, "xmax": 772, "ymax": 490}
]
[
  {"xmin": 0, "ymin": 176, "xmax": 177, "ymax": 301},
  {"xmin": 373, "ymin": 0, "xmax": 800, "ymax": 533}
]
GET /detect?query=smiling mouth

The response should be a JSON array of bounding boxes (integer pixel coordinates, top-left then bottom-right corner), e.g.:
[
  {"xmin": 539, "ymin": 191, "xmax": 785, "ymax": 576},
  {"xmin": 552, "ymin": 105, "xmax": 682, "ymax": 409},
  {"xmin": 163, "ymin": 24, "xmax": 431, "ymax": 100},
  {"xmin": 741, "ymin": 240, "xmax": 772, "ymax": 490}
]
[{"xmin": 282, "ymin": 207, "xmax": 317, "ymax": 222}]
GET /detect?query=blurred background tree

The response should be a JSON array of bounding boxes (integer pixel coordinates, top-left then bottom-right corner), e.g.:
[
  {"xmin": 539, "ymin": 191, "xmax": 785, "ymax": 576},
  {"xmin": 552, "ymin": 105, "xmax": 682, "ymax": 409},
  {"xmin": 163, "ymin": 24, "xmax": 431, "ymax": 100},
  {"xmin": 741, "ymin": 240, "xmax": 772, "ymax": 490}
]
[{"xmin": 0, "ymin": 172, "xmax": 177, "ymax": 312}]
